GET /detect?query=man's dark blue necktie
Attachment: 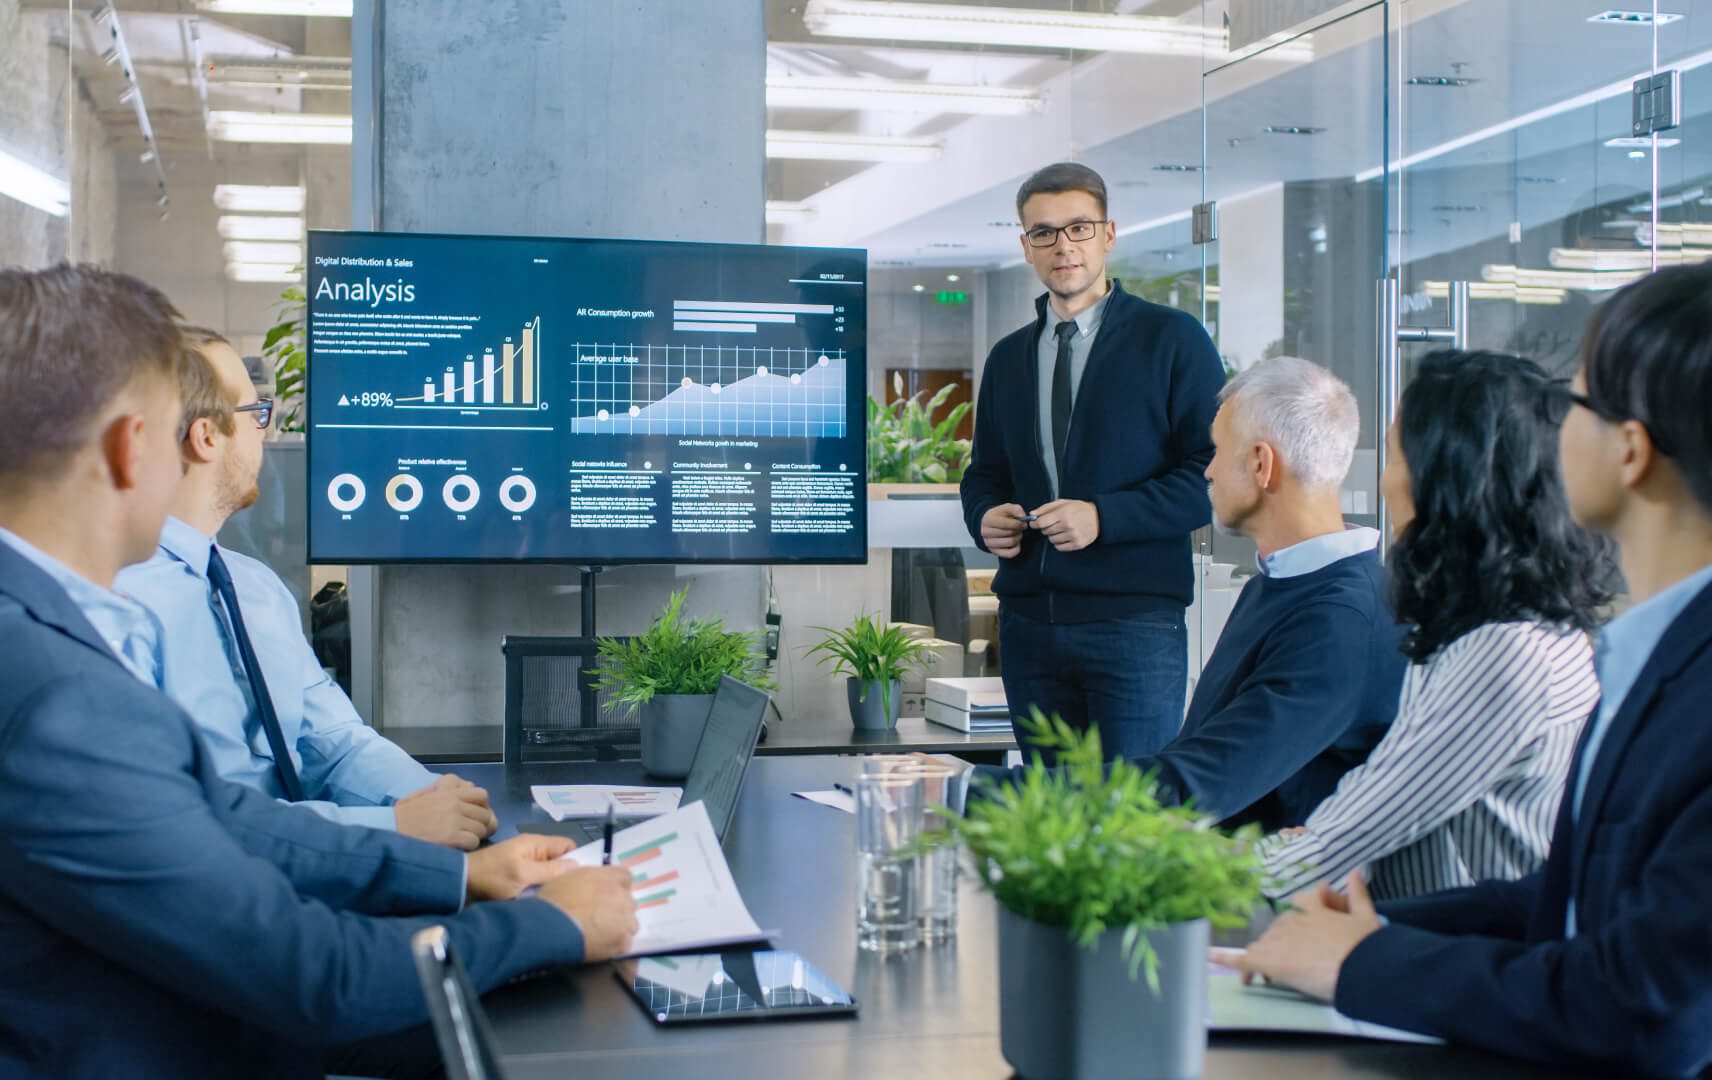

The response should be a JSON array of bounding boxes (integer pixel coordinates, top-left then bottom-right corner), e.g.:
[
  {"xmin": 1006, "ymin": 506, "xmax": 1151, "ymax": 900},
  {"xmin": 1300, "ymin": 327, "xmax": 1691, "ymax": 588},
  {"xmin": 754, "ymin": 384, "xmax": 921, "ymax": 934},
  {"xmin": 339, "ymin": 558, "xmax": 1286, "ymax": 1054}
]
[
  {"xmin": 1051, "ymin": 319, "xmax": 1077, "ymax": 483},
  {"xmin": 206, "ymin": 547, "xmax": 305, "ymax": 801}
]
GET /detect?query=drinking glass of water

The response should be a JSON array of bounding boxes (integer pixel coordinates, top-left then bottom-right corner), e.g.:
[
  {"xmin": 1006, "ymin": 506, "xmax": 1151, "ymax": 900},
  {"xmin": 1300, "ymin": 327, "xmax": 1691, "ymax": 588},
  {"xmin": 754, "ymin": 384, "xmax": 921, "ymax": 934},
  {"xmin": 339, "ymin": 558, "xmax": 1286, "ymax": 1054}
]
[
  {"xmin": 898, "ymin": 762, "xmax": 961, "ymax": 944},
  {"xmin": 856, "ymin": 774, "xmax": 923, "ymax": 955}
]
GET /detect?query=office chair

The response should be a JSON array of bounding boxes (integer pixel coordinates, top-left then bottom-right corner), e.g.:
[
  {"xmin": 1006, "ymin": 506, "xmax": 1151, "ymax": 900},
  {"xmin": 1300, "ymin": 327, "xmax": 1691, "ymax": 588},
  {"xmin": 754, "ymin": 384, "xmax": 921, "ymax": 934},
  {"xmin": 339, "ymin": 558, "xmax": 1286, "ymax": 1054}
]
[
  {"xmin": 410, "ymin": 926, "xmax": 509, "ymax": 1080},
  {"xmin": 501, "ymin": 635, "xmax": 638, "ymax": 764}
]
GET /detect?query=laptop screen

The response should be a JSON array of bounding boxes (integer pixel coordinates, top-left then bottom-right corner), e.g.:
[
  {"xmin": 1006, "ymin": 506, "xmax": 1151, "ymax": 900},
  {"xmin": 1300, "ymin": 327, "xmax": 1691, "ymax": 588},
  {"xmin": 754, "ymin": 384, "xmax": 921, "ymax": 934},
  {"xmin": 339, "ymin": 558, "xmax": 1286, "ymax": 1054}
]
[{"xmin": 680, "ymin": 675, "xmax": 768, "ymax": 840}]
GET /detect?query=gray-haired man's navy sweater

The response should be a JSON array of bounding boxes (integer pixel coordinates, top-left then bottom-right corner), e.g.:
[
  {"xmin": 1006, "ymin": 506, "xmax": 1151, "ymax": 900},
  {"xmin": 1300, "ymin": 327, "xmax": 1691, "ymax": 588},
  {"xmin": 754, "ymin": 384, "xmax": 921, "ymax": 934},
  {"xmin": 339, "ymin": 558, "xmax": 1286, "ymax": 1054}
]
[{"xmin": 1140, "ymin": 548, "xmax": 1407, "ymax": 831}]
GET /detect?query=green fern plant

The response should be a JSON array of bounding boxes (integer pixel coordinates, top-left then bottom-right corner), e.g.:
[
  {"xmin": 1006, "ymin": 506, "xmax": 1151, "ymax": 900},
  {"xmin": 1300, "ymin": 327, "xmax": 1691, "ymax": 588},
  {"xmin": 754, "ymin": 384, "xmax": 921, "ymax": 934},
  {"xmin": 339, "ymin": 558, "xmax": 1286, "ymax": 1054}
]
[
  {"xmin": 805, "ymin": 614, "xmax": 935, "ymax": 724},
  {"xmin": 933, "ymin": 711, "xmax": 1264, "ymax": 991},
  {"xmin": 866, "ymin": 372, "xmax": 972, "ymax": 484},
  {"xmin": 588, "ymin": 587, "xmax": 774, "ymax": 714}
]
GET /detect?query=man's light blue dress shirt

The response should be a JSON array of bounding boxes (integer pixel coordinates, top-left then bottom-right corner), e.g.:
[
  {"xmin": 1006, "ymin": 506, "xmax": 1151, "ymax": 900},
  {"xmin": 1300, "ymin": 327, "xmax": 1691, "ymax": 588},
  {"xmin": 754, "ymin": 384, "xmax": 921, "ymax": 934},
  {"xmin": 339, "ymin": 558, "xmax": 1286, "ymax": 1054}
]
[
  {"xmin": 117, "ymin": 516, "xmax": 435, "ymax": 829},
  {"xmin": 0, "ymin": 527, "xmax": 161, "ymax": 684}
]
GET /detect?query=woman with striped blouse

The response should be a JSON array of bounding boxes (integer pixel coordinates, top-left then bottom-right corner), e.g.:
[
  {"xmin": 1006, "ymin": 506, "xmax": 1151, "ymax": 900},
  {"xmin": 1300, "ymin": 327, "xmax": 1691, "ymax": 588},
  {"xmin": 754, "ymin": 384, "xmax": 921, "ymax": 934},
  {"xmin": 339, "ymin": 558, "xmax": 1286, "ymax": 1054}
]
[{"xmin": 1260, "ymin": 350, "xmax": 1614, "ymax": 901}]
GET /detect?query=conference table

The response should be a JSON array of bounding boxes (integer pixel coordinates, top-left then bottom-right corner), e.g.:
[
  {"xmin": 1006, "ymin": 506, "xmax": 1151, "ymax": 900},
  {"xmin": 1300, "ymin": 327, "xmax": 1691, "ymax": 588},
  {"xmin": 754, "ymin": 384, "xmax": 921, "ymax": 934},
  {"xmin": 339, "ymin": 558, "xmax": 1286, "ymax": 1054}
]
[{"xmin": 448, "ymin": 757, "xmax": 1583, "ymax": 1079}]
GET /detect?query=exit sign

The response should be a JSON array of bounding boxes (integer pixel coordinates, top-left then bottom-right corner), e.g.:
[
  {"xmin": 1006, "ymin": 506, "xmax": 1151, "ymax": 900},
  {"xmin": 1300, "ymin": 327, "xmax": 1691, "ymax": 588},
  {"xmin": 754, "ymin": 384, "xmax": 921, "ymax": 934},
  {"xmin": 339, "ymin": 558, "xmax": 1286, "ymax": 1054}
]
[{"xmin": 935, "ymin": 290, "xmax": 968, "ymax": 304}]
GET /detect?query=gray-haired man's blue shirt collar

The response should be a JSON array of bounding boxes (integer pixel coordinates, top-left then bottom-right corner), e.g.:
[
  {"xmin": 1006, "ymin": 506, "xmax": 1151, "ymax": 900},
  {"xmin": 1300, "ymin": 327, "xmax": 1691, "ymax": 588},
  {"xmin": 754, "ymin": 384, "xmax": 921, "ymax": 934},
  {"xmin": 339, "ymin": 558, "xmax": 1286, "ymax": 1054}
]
[{"xmin": 1257, "ymin": 525, "xmax": 1381, "ymax": 579}]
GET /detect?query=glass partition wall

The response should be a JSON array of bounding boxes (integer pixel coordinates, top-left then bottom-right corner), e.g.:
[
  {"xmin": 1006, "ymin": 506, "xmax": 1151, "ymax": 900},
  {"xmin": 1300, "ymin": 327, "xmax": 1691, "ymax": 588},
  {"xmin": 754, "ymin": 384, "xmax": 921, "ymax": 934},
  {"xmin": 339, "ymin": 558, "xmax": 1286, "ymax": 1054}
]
[{"xmin": 1194, "ymin": 0, "xmax": 1697, "ymax": 584}]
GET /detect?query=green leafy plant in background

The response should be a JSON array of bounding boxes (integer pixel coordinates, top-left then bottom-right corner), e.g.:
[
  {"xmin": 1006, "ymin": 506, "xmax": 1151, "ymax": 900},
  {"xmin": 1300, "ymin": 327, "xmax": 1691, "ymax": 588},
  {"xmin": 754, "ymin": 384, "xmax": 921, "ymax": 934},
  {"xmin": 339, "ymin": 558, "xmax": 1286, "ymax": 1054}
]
[
  {"xmin": 929, "ymin": 710, "xmax": 1264, "ymax": 990},
  {"xmin": 866, "ymin": 372, "xmax": 972, "ymax": 483},
  {"xmin": 262, "ymin": 283, "xmax": 307, "ymax": 433},
  {"xmin": 806, "ymin": 614, "xmax": 935, "ymax": 724},
  {"xmin": 588, "ymin": 587, "xmax": 775, "ymax": 714}
]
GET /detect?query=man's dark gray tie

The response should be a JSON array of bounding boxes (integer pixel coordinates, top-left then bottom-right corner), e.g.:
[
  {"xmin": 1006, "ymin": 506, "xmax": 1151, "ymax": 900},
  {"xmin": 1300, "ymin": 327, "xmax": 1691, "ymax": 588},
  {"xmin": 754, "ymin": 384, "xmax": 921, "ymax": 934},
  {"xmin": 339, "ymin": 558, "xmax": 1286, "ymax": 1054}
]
[
  {"xmin": 1051, "ymin": 319, "xmax": 1077, "ymax": 483},
  {"xmin": 206, "ymin": 547, "xmax": 305, "ymax": 801}
]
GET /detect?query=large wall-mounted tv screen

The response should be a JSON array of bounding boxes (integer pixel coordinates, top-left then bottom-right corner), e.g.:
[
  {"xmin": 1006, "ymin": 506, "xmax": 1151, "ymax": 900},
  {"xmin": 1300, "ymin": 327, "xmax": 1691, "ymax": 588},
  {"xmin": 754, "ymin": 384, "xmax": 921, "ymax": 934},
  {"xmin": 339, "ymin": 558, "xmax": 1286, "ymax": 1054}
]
[{"xmin": 305, "ymin": 229, "xmax": 867, "ymax": 564}]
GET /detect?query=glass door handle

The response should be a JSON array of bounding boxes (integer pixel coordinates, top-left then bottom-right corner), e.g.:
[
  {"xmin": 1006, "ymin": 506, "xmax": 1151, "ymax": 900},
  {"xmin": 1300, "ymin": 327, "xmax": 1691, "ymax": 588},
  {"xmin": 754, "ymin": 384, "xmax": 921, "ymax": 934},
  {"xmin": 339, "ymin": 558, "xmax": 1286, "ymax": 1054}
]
[{"xmin": 1375, "ymin": 279, "xmax": 1470, "ymax": 543}]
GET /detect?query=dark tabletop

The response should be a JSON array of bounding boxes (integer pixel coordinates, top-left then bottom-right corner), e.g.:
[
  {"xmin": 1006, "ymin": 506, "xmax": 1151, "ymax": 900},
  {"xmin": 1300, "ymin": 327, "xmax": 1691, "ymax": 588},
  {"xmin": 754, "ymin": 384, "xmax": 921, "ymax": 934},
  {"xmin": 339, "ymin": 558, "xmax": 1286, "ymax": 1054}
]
[
  {"xmin": 395, "ymin": 713, "xmax": 1017, "ymax": 766},
  {"xmin": 448, "ymin": 758, "xmax": 1571, "ymax": 1080}
]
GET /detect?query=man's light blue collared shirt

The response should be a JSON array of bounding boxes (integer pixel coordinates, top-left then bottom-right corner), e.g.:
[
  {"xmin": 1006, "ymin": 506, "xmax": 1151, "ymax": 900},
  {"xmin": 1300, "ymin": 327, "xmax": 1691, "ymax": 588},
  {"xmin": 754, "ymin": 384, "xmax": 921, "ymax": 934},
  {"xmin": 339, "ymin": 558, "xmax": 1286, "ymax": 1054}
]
[
  {"xmin": 1037, "ymin": 287, "xmax": 1112, "ymax": 499},
  {"xmin": 116, "ymin": 515, "xmax": 435, "ymax": 830},
  {"xmin": 0, "ymin": 526, "xmax": 162, "ymax": 684},
  {"xmin": 1565, "ymin": 562, "xmax": 1712, "ymax": 938},
  {"xmin": 1257, "ymin": 525, "xmax": 1382, "ymax": 579}
]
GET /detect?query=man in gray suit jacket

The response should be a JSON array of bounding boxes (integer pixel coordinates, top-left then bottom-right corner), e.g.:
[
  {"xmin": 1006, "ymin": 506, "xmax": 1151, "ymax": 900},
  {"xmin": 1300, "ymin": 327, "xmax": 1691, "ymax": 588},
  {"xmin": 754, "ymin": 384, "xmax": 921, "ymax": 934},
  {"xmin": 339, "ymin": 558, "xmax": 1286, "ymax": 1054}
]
[{"xmin": 0, "ymin": 265, "xmax": 638, "ymax": 1078}]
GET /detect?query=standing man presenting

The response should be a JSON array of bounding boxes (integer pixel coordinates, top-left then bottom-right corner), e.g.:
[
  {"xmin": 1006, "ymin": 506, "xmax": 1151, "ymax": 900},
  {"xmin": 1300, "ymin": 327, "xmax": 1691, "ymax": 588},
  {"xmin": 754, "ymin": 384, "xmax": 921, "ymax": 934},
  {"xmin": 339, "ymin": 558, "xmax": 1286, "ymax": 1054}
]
[{"xmin": 962, "ymin": 162, "xmax": 1225, "ymax": 760}]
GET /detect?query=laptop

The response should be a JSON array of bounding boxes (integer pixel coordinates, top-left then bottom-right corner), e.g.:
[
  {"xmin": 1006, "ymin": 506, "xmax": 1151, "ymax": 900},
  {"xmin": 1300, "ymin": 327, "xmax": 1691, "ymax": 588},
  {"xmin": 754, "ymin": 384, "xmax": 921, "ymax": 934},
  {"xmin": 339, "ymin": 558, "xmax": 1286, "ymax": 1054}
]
[{"xmin": 555, "ymin": 674, "xmax": 769, "ymax": 847}]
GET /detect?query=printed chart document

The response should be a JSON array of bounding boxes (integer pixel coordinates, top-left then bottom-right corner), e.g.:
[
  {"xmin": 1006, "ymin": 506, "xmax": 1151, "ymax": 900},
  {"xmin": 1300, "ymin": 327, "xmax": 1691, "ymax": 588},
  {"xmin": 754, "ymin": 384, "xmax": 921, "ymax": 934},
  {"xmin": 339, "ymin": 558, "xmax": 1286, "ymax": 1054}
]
[
  {"xmin": 566, "ymin": 801, "xmax": 767, "ymax": 958},
  {"xmin": 532, "ymin": 784, "xmax": 682, "ymax": 821},
  {"xmin": 1207, "ymin": 966, "xmax": 1442, "ymax": 1045}
]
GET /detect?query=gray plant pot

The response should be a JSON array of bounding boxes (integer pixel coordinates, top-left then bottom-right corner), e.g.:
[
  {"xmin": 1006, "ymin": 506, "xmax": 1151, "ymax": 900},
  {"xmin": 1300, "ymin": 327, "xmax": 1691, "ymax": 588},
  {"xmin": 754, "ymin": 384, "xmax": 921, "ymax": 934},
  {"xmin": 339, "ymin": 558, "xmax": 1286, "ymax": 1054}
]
[
  {"xmin": 847, "ymin": 678, "xmax": 902, "ymax": 730},
  {"xmin": 997, "ymin": 906, "xmax": 1208, "ymax": 1080},
  {"xmin": 639, "ymin": 693, "xmax": 714, "ymax": 778}
]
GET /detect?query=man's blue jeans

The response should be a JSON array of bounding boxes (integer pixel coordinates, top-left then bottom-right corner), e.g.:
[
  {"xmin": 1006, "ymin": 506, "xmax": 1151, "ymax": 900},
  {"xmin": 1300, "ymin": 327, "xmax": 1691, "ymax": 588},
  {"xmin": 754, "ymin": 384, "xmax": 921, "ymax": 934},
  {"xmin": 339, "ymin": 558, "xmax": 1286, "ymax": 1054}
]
[{"xmin": 998, "ymin": 607, "xmax": 1187, "ymax": 762}]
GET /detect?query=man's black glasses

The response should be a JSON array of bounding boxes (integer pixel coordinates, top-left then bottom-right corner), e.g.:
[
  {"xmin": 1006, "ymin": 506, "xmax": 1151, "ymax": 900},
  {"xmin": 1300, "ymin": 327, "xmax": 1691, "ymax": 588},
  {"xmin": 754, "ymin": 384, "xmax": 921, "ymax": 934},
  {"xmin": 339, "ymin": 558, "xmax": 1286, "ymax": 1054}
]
[
  {"xmin": 1024, "ymin": 220, "xmax": 1105, "ymax": 248},
  {"xmin": 234, "ymin": 399, "xmax": 274, "ymax": 429}
]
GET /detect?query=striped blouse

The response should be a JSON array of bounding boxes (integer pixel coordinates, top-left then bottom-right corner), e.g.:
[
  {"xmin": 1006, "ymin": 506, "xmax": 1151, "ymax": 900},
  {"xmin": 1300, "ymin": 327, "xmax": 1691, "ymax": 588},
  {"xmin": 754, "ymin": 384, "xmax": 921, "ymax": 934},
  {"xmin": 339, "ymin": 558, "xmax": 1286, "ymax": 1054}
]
[{"xmin": 1260, "ymin": 620, "xmax": 1598, "ymax": 901}]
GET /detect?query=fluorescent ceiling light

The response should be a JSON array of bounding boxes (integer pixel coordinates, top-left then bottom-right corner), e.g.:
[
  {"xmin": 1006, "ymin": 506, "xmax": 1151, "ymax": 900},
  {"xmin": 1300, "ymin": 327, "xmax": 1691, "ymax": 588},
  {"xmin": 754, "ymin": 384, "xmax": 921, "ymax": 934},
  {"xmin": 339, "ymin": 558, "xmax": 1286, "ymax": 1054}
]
[
  {"xmin": 223, "ymin": 241, "xmax": 302, "ymax": 264},
  {"xmin": 218, "ymin": 215, "xmax": 304, "ymax": 241},
  {"xmin": 226, "ymin": 263, "xmax": 303, "ymax": 283},
  {"xmin": 208, "ymin": 111, "xmax": 352, "ymax": 145},
  {"xmin": 766, "ymin": 75, "xmax": 1042, "ymax": 115},
  {"xmin": 1639, "ymin": 221, "xmax": 1712, "ymax": 246},
  {"xmin": 1587, "ymin": 10, "xmax": 1684, "ymax": 25},
  {"xmin": 1355, "ymin": 44, "xmax": 1712, "ymax": 183},
  {"xmin": 765, "ymin": 130, "xmax": 940, "ymax": 162},
  {"xmin": 1547, "ymin": 247, "xmax": 1712, "ymax": 270},
  {"xmin": 765, "ymin": 200, "xmax": 815, "ymax": 223},
  {"xmin": 0, "ymin": 146, "xmax": 70, "ymax": 216},
  {"xmin": 1604, "ymin": 135, "xmax": 1681, "ymax": 149},
  {"xmin": 198, "ymin": 0, "xmax": 352, "ymax": 15},
  {"xmin": 1483, "ymin": 263, "xmax": 1644, "ymax": 291},
  {"xmin": 213, "ymin": 184, "xmax": 305, "ymax": 213},
  {"xmin": 1426, "ymin": 280, "xmax": 1566, "ymax": 305},
  {"xmin": 801, "ymin": 0, "xmax": 1311, "ymax": 60}
]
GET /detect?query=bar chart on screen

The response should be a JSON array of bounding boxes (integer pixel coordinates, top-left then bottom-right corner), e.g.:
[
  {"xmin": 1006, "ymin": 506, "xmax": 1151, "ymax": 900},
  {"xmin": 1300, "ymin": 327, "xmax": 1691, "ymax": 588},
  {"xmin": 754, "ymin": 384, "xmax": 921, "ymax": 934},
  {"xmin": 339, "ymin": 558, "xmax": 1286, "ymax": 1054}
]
[
  {"xmin": 394, "ymin": 315, "xmax": 544, "ymax": 411},
  {"xmin": 568, "ymin": 801, "xmax": 766, "ymax": 957}
]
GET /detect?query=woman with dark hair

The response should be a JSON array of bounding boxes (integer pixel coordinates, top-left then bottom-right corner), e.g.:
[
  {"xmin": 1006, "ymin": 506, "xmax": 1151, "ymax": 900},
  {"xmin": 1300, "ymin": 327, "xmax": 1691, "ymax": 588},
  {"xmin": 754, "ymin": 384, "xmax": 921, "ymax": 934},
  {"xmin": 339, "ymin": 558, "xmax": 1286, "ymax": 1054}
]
[{"xmin": 1260, "ymin": 349, "xmax": 1613, "ymax": 900}]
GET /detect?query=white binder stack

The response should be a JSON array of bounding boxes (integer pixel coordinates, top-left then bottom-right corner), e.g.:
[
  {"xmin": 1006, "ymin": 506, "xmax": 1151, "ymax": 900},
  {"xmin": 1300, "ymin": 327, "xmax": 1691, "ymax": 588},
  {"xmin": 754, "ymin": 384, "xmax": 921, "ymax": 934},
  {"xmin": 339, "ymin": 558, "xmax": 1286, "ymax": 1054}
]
[{"xmin": 924, "ymin": 676, "xmax": 1012, "ymax": 733}]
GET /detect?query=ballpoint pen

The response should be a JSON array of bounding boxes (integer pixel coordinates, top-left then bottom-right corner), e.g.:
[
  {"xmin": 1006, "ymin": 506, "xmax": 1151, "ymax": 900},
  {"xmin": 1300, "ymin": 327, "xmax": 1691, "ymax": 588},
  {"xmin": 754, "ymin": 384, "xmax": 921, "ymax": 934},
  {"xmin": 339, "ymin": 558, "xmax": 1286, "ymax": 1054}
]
[{"xmin": 601, "ymin": 801, "xmax": 616, "ymax": 866}]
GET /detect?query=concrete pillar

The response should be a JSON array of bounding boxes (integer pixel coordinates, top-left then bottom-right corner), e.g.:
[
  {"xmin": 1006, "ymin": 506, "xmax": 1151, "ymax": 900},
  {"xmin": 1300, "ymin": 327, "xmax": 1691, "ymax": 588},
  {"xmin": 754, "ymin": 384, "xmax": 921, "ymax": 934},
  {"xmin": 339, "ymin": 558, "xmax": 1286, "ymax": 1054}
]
[{"xmin": 361, "ymin": 0, "xmax": 766, "ymax": 730}]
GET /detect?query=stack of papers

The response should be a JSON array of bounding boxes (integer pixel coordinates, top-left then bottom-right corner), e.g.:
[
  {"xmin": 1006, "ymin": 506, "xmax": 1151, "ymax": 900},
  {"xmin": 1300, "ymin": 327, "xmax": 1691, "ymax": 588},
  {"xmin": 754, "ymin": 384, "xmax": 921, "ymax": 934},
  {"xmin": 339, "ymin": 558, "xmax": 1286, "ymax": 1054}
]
[
  {"xmin": 531, "ymin": 784, "xmax": 682, "ymax": 821},
  {"xmin": 1207, "ymin": 966, "xmax": 1442, "ymax": 1044},
  {"xmin": 924, "ymin": 676, "xmax": 1012, "ymax": 733},
  {"xmin": 564, "ymin": 801, "xmax": 768, "ymax": 958}
]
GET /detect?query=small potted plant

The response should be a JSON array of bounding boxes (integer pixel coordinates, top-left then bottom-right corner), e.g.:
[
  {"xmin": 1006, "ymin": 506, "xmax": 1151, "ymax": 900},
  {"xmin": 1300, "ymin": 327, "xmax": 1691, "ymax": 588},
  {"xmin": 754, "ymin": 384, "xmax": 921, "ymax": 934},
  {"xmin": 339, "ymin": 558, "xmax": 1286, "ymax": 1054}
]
[
  {"xmin": 933, "ymin": 711, "xmax": 1263, "ymax": 1080},
  {"xmin": 588, "ymin": 587, "xmax": 774, "ymax": 777},
  {"xmin": 806, "ymin": 615, "xmax": 934, "ymax": 730}
]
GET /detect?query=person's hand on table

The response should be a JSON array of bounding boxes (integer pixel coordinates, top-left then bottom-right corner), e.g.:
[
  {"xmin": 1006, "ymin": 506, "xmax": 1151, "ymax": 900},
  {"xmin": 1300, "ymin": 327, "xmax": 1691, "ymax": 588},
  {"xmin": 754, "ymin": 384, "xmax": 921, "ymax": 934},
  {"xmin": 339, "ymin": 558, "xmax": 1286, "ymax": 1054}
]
[
  {"xmin": 395, "ymin": 775, "xmax": 499, "ymax": 850},
  {"xmin": 1209, "ymin": 872, "xmax": 1381, "ymax": 1002},
  {"xmin": 981, "ymin": 503, "xmax": 1029, "ymax": 559},
  {"xmin": 1029, "ymin": 499, "xmax": 1100, "ymax": 552},
  {"xmin": 466, "ymin": 833, "xmax": 575, "ymax": 902},
  {"xmin": 539, "ymin": 865, "xmax": 640, "ymax": 962}
]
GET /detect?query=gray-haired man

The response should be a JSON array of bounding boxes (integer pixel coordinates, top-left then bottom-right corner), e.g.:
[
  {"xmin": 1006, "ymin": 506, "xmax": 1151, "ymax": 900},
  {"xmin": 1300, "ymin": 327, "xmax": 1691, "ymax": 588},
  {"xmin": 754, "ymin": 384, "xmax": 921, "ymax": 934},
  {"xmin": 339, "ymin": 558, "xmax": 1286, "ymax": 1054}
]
[{"xmin": 1125, "ymin": 356, "xmax": 1407, "ymax": 829}]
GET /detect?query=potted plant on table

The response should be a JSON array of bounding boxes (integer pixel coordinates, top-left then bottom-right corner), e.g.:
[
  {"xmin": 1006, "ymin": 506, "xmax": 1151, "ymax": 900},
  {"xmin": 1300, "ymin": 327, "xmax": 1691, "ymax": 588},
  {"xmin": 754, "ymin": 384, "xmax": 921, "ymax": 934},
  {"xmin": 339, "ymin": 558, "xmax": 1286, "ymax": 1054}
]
[
  {"xmin": 807, "ymin": 614, "xmax": 934, "ymax": 731},
  {"xmin": 587, "ymin": 587, "xmax": 774, "ymax": 778},
  {"xmin": 932, "ymin": 711, "xmax": 1263, "ymax": 1080}
]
